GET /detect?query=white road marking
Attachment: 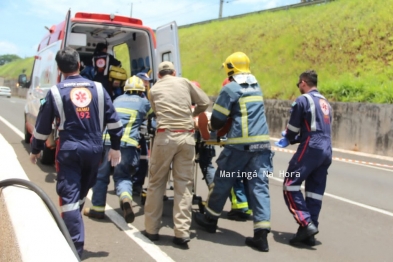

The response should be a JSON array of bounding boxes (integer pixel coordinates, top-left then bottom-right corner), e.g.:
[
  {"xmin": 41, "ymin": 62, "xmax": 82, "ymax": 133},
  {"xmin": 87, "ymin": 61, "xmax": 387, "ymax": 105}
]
[
  {"xmin": 0, "ymin": 115, "xmax": 25, "ymax": 138},
  {"xmin": 271, "ymin": 146, "xmax": 393, "ymax": 171},
  {"xmin": 270, "ymin": 137, "xmax": 393, "ymax": 161},
  {"xmin": 270, "ymin": 176, "xmax": 393, "ymax": 217},
  {"xmin": 0, "ymin": 116, "xmax": 175, "ymax": 262},
  {"xmin": 86, "ymin": 191, "xmax": 175, "ymax": 262}
]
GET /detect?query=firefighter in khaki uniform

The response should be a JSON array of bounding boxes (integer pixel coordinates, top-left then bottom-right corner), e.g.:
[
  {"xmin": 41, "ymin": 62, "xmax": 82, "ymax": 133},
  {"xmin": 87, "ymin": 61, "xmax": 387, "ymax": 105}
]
[{"xmin": 143, "ymin": 61, "xmax": 210, "ymax": 246}]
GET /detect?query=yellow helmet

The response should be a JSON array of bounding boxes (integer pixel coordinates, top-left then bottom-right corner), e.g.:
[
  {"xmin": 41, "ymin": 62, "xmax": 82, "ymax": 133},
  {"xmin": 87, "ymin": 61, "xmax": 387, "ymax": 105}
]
[
  {"xmin": 124, "ymin": 75, "xmax": 145, "ymax": 92},
  {"xmin": 222, "ymin": 52, "xmax": 251, "ymax": 77}
]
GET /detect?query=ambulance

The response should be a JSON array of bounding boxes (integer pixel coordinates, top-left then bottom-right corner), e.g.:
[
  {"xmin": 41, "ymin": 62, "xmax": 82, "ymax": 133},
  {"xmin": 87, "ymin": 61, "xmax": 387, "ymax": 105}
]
[{"xmin": 24, "ymin": 10, "xmax": 181, "ymax": 164}]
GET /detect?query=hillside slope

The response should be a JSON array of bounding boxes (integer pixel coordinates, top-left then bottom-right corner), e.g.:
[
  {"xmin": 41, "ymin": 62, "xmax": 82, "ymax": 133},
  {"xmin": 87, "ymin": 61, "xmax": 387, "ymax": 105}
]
[{"xmin": 1, "ymin": 0, "xmax": 392, "ymax": 103}]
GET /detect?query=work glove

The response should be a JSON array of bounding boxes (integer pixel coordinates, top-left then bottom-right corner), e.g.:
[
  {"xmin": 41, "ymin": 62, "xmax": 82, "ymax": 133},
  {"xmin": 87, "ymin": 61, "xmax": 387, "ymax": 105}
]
[
  {"xmin": 29, "ymin": 152, "xmax": 40, "ymax": 164},
  {"xmin": 275, "ymin": 137, "xmax": 289, "ymax": 148},
  {"xmin": 107, "ymin": 149, "xmax": 121, "ymax": 167}
]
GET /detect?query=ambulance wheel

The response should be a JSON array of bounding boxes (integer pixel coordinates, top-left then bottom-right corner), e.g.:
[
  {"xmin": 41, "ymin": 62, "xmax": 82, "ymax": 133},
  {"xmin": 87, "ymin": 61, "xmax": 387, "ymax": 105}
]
[
  {"xmin": 198, "ymin": 201, "xmax": 205, "ymax": 214},
  {"xmin": 41, "ymin": 145, "xmax": 55, "ymax": 165}
]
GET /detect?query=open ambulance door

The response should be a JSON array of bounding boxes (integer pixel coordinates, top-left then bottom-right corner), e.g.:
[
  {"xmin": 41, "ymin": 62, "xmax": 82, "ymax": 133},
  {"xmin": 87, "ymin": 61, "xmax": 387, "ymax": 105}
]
[
  {"xmin": 155, "ymin": 21, "xmax": 182, "ymax": 77},
  {"xmin": 59, "ymin": 9, "xmax": 72, "ymax": 81}
]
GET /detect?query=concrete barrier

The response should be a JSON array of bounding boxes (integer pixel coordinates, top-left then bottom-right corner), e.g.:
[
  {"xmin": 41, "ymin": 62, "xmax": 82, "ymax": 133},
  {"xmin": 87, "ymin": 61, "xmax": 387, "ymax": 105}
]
[
  {"xmin": 10, "ymin": 87, "xmax": 28, "ymax": 98},
  {"xmin": 0, "ymin": 134, "xmax": 78, "ymax": 262},
  {"xmin": 264, "ymin": 99, "xmax": 393, "ymax": 157}
]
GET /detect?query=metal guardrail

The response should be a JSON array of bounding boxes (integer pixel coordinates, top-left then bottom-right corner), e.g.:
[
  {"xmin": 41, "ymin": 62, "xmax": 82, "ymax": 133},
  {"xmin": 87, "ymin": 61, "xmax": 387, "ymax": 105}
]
[{"xmin": 179, "ymin": 0, "xmax": 335, "ymax": 28}]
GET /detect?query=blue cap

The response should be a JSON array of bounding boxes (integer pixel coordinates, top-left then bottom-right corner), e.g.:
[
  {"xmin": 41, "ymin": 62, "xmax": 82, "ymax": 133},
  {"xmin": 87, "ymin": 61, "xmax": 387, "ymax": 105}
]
[{"xmin": 136, "ymin": 72, "xmax": 152, "ymax": 81}]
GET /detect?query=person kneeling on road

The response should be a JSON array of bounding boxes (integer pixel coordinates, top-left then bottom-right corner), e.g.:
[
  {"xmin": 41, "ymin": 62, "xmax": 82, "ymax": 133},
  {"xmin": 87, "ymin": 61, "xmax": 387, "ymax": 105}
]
[{"xmin": 84, "ymin": 75, "xmax": 154, "ymax": 223}]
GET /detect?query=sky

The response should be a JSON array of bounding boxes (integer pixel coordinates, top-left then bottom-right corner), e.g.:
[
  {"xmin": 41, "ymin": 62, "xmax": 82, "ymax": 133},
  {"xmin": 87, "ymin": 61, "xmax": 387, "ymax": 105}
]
[{"xmin": 0, "ymin": 0, "xmax": 298, "ymax": 58}]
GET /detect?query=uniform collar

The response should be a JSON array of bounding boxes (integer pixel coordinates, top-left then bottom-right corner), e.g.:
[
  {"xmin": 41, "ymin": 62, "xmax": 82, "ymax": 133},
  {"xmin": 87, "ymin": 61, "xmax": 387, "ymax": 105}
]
[{"xmin": 65, "ymin": 75, "xmax": 82, "ymax": 80}]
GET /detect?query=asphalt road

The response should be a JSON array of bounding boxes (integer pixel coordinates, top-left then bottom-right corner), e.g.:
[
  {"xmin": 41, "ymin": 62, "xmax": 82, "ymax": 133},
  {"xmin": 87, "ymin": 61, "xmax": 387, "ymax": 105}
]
[{"xmin": 0, "ymin": 96, "xmax": 392, "ymax": 262}]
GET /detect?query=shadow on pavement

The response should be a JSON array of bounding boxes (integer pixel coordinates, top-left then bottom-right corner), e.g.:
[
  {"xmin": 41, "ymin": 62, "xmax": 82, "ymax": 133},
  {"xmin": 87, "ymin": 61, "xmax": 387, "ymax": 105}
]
[
  {"xmin": 271, "ymin": 230, "xmax": 319, "ymax": 250},
  {"xmin": 82, "ymin": 250, "xmax": 109, "ymax": 260}
]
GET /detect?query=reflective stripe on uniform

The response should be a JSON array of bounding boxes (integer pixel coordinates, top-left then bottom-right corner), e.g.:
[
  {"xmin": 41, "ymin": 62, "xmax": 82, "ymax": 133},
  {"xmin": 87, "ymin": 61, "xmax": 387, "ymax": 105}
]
[
  {"xmin": 103, "ymin": 133, "xmax": 138, "ymax": 146},
  {"xmin": 51, "ymin": 85, "xmax": 65, "ymax": 130},
  {"xmin": 107, "ymin": 120, "xmax": 123, "ymax": 130},
  {"xmin": 205, "ymin": 206, "xmax": 221, "ymax": 217},
  {"xmin": 224, "ymin": 135, "xmax": 270, "ymax": 144},
  {"xmin": 147, "ymin": 108, "xmax": 154, "ymax": 117},
  {"xmin": 230, "ymin": 188, "xmax": 249, "ymax": 209},
  {"xmin": 95, "ymin": 82, "xmax": 104, "ymax": 132},
  {"xmin": 120, "ymin": 192, "xmax": 132, "ymax": 201},
  {"xmin": 306, "ymin": 191, "xmax": 323, "ymax": 200},
  {"xmin": 112, "ymin": 107, "xmax": 138, "ymax": 145},
  {"xmin": 283, "ymin": 185, "xmax": 301, "ymax": 191},
  {"xmin": 91, "ymin": 206, "xmax": 105, "ymax": 212},
  {"xmin": 287, "ymin": 123, "xmax": 300, "ymax": 133},
  {"xmin": 239, "ymin": 96, "xmax": 264, "ymax": 137},
  {"xmin": 302, "ymin": 94, "xmax": 316, "ymax": 131},
  {"xmin": 205, "ymin": 182, "xmax": 221, "ymax": 217},
  {"xmin": 140, "ymin": 155, "xmax": 149, "ymax": 160},
  {"xmin": 254, "ymin": 221, "xmax": 271, "ymax": 230},
  {"xmin": 213, "ymin": 103, "xmax": 230, "ymax": 116},
  {"xmin": 79, "ymin": 197, "xmax": 86, "ymax": 206},
  {"xmin": 33, "ymin": 128, "xmax": 49, "ymax": 140},
  {"xmin": 104, "ymin": 56, "xmax": 110, "ymax": 75},
  {"xmin": 61, "ymin": 202, "xmax": 79, "ymax": 212}
]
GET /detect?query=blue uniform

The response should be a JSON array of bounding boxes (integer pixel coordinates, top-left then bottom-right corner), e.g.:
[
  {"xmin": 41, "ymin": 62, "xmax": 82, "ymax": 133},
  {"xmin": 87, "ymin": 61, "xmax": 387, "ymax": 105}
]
[
  {"xmin": 31, "ymin": 75, "xmax": 123, "ymax": 257},
  {"xmin": 91, "ymin": 92, "xmax": 153, "ymax": 212},
  {"xmin": 206, "ymin": 74, "xmax": 273, "ymax": 231},
  {"xmin": 283, "ymin": 89, "xmax": 332, "ymax": 228}
]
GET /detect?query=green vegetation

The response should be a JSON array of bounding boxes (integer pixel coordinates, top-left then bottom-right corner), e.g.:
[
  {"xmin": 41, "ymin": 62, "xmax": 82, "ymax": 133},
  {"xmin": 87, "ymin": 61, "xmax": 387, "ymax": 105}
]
[
  {"xmin": 0, "ymin": 57, "xmax": 34, "ymax": 79},
  {"xmin": 179, "ymin": 0, "xmax": 393, "ymax": 103},
  {"xmin": 1, "ymin": 0, "xmax": 393, "ymax": 103},
  {"xmin": 0, "ymin": 54, "xmax": 22, "ymax": 65}
]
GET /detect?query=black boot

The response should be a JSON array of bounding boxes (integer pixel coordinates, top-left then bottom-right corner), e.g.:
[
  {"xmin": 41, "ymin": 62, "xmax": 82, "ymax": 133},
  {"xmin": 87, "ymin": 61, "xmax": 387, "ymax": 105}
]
[
  {"xmin": 194, "ymin": 213, "xmax": 218, "ymax": 233},
  {"xmin": 302, "ymin": 235, "xmax": 316, "ymax": 246},
  {"xmin": 290, "ymin": 222, "xmax": 319, "ymax": 244},
  {"xmin": 245, "ymin": 229, "xmax": 269, "ymax": 252}
]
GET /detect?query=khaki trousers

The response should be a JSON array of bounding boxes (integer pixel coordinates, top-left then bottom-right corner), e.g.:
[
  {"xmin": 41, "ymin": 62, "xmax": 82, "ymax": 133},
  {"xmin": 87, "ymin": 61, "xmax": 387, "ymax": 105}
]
[{"xmin": 144, "ymin": 131, "xmax": 195, "ymax": 238}]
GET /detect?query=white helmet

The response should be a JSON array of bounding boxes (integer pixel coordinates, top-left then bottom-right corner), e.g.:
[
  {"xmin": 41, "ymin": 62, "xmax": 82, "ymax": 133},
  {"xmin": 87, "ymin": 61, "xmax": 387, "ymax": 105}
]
[{"xmin": 124, "ymin": 75, "xmax": 145, "ymax": 92}]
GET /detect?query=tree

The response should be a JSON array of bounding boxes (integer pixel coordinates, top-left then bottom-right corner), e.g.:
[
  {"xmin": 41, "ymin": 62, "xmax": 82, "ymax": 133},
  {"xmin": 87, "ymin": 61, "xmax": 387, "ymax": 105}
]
[{"xmin": 0, "ymin": 54, "xmax": 22, "ymax": 66}]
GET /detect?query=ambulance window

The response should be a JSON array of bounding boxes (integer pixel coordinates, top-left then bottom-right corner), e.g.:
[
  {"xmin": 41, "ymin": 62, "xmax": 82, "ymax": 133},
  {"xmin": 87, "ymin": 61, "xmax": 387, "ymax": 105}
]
[
  {"xmin": 114, "ymin": 43, "xmax": 131, "ymax": 78},
  {"xmin": 162, "ymin": 52, "xmax": 172, "ymax": 62},
  {"xmin": 34, "ymin": 41, "xmax": 62, "ymax": 88}
]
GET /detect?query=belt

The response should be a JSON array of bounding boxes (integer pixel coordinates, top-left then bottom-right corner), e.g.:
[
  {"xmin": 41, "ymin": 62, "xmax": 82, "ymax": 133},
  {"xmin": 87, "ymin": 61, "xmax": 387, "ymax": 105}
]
[{"xmin": 157, "ymin": 129, "xmax": 194, "ymax": 133}]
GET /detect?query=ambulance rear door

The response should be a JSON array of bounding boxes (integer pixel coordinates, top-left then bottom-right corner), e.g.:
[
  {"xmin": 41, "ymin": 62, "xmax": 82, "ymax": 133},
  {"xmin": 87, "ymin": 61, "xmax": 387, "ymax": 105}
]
[
  {"xmin": 61, "ymin": 9, "xmax": 72, "ymax": 50},
  {"xmin": 155, "ymin": 21, "xmax": 182, "ymax": 77},
  {"xmin": 59, "ymin": 9, "xmax": 73, "ymax": 81}
]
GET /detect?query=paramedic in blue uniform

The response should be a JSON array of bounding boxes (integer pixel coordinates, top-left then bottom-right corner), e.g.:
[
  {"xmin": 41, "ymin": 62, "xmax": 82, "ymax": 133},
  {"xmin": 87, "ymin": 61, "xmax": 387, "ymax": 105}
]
[
  {"xmin": 195, "ymin": 52, "xmax": 274, "ymax": 252},
  {"xmin": 92, "ymin": 42, "xmax": 122, "ymax": 100},
  {"xmin": 275, "ymin": 69, "xmax": 332, "ymax": 246},
  {"xmin": 29, "ymin": 47, "xmax": 123, "ymax": 258},
  {"xmin": 83, "ymin": 76, "xmax": 154, "ymax": 222}
]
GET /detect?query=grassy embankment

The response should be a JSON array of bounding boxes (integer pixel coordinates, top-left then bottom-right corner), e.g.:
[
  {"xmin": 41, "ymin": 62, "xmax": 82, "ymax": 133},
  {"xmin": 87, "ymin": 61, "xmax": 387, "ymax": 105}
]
[{"xmin": 1, "ymin": 0, "xmax": 393, "ymax": 103}]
